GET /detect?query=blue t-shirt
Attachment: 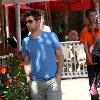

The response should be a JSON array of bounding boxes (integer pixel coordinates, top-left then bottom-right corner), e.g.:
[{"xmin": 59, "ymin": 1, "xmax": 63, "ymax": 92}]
[{"xmin": 22, "ymin": 32, "xmax": 61, "ymax": 80}]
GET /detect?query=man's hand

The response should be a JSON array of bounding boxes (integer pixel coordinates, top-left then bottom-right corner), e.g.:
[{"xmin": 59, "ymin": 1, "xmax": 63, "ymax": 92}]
[
  {"xmin": 57, "ymin": 73, "xmax": 62, "ymax": 80},
  {"xmin": 87, "ymin": 57, "xmax": 94, "ymax": 65},
  {"xmin": 26, "ymin": 75, "xmax": 31, "ymax": 83}
]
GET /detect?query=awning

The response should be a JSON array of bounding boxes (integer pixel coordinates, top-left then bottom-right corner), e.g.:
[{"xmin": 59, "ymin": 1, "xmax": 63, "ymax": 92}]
[
  {"xmin": 30, "ymin": 0, "xmax": 95, "ymax": 12},
  {"xmin": 4, "ymin": 0, "xmax": 96, "ymax": 12},
  {"xmin": 1, "ymin": 0, "xmax": 56, "ymax": 5}
]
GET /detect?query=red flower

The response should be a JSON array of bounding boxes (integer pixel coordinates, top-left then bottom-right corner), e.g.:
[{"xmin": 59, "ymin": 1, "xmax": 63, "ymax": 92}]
[
  {"xmin": 17, "ymin": 51, "xmax": 22, "ymax": 56},
  {"xmin": 15, "ymin": 83, "xmax": 20, "ymax": 88},
  {"xmin": 0, "ymin": 95, "xmax": 3, "ymax": 100},
  {"xmin": 13, "ymin": 51, "xmax": 22, "ymax": 56},
  {"xmin": 6, "ymin": 67, "xmax": 12, "ymax": 74},
  {"xmin": 0, "ymin": 66, "xmax": 6, "ymax": 74},
  {"xmin": 4, "ymin": 80, "xmax": 12, "ymax": 86}
]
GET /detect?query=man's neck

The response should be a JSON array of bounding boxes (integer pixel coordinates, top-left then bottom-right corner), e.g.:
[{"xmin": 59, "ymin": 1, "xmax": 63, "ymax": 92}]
[
  {"xmin": 89, "ymin": 23, "xmax": 97, "ymax": 28},
  {"xmin": 31, "ymin": 30, "xmax": 43, "ymax": 39}
]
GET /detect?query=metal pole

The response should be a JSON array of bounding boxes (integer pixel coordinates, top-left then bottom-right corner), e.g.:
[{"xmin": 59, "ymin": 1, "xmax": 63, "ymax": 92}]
[
  {"xmin": 15, "ymin": 3, "xmax": 21, "ymax": 51},
  {"xmin": 95, "ymin": 1, "xmax": 100, "ymax": 22},
  {"xmin": 5, "ymin": 6, "xmax": 9, "ymax": 38}
]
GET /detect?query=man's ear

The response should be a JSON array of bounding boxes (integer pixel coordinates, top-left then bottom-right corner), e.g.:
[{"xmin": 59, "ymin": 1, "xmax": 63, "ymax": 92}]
[{"xmin": 37, "ymin": 19, "xmax": 41, "ymax": 25}]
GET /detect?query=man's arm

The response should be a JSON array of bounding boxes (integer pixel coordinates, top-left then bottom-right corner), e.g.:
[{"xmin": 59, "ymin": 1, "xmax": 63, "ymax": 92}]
[
  {"xmin": 56, "ymin": 48, "xmax": 64, "ymax": 80},
  {"xmin": 84, "ymin": 42, "xmax": 93, "ymax": 64},
  {"xmin": 23, "ymin": 56, "xmax": 31, "ymax": 83}
]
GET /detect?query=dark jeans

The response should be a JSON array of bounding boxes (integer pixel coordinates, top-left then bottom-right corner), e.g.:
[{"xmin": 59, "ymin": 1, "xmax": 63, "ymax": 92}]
[{"xmin": 87, "ymin": 64, "xmax": 100, "ymax": 100}]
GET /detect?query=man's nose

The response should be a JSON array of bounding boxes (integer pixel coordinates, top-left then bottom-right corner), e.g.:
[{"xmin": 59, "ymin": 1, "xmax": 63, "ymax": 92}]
[{"xmin": 26, "ymin": 23, "xmax": 30, "ymax": 27}]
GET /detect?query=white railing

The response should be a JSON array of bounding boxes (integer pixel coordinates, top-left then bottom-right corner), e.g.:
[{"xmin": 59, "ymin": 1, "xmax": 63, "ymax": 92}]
[
  {"xmin": 0, "ymin": 53, "xmax": 13, "ymax": 66},
  {"xmin": 60, "ymin": 41, "xmax": 88, "ymax": 78}
]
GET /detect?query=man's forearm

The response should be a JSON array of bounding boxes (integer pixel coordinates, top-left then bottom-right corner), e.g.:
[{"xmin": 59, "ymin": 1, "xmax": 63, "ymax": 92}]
[
  {"xmin": 23, "ymin": 56, "xmax": 31, "ymax": 77},
  {"xmin": 24, "ymin": 64, "xmax": 31, "ymax": 76},
  {"xmin": 57, "ymin": 56, "xmax": 64, "ymax": 79},
  {"xmin": 84, "ymin": 43, "xmax": 90, "ymax": 59},
  {"xmin": 24, "ymin": 64, "xmax": 31, "ymax": 83}
]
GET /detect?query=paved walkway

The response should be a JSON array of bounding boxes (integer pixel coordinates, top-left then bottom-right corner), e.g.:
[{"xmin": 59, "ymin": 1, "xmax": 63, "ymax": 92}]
[{"xmin": 61, "ymin": 78, "xmax": 91, "ymax": 100}]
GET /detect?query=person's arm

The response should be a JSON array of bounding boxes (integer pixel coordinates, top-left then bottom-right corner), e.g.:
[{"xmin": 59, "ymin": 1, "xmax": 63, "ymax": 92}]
[
  {"xmin": 23, "ymin": 55, "xmax": 31, "ymax": 83},
  {"xmin": 56, "ymin": 48, "xmax": 64, "ymax": 80},
  {"xmin": 84, "ymin": 42, "xmax": 93, "ymax": 64},
  {"xmin": 80, "ymin": 28, "xmax": 93, "ymax": 65},
  {"xmin": 22, "ymin": 38, "xmax": 31, "ymax": 83},
  {"xmin": 49, "ymin": 32, "xmax": 64, "ymax": 80}
]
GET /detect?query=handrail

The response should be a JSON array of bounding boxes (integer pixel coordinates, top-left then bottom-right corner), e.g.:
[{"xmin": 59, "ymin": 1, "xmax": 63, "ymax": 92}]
[{"xmin": 60, "ymin": 41, "xmax": 87, "ymax": 78}]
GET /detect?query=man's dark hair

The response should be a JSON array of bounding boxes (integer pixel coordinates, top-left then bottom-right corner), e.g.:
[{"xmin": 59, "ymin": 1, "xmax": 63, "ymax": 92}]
[
  {"xmin": 85, "ymin": 9, "xmax": 96, "ymax": 17},
  {"xmin": 23, "ymin": 10, "xmax": 41, "ymax": 21}
]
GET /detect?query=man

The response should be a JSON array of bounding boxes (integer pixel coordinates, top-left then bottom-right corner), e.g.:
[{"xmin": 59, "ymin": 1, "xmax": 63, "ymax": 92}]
[
  {"xmin": 80, "ymin": 9, "xmax": 100, "ymax": 100},
  {"xmin": 22, "ymin": 10, "xmax": 64, "ymax": 100}
]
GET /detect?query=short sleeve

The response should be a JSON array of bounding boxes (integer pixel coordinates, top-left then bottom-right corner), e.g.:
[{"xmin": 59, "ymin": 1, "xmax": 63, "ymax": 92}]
[
  {"xmin": 22, "ymin": 39, "xmax": 29, "ymax": 58},
  {"xmin": 50, "ymin": 32, "xmax": 61, "ymax": 50},
  {"xmin": 80, "ymin": 29, "xmax": 87, "ymax": 43}
]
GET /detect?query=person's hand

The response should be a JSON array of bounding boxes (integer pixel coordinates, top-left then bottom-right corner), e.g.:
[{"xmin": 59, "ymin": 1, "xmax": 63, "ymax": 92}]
[
  {"xmin": 26, "ymin": 75, "xmax": 31, "ymax": 83},
  {"xmin": 87, "ymin": 57, "xmax": 94, "ymax": 65},
  {"xmin": 57, "ymin": 73, "xmax": 62, "ymax": 80}
]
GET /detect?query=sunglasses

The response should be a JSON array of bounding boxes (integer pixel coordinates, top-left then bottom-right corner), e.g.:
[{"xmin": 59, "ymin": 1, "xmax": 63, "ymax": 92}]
[{"xmin": 25, "ymin": 20, "xmax": 33, "ymax": 24}]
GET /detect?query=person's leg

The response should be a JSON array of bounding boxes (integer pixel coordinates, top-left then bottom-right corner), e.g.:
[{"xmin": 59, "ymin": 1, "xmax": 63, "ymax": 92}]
[
  {"xmin": 95, "ymin": 64, "xmax": 100, "ymax": 100},
  {"xmin": 29, "ymin": 81, "xmax": 47, "ymax": 100},
  {"xmin": 91, "ymin": 95, "xmax": 99, "ymax": 100},
  {"xmin": 47, "ymin": 78, "xmax": 62, "ymax": 100},
  {"xmin": 87, "ymin": 65, "xmax": 99, "ymax": 100},
  {"xmin": 87, "ymin": 65, "xmax": 95, "ymax": 86}
]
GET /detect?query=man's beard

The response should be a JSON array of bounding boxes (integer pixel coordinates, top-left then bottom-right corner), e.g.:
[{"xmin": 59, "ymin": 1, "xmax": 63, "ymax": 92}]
[{"xmin": 28, "ymin": 28, "xmax": 37, "ymax": 33}]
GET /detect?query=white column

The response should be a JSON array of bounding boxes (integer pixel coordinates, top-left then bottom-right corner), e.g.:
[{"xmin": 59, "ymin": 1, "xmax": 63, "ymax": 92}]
[{"xmin": 15, "ymin": 3, "xmax": 21, "ymax": 51}]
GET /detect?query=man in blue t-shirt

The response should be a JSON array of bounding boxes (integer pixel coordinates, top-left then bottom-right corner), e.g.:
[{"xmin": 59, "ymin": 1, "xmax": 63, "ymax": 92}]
[{"xmin": 22, "ymin": 10, "xmax": 64, "ymax": 100}]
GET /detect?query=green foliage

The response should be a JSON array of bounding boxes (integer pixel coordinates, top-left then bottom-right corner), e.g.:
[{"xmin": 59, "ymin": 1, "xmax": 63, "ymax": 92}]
[{"xmin": 0, "ymin": 56, "xmax": 31, "ymax": 100}]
